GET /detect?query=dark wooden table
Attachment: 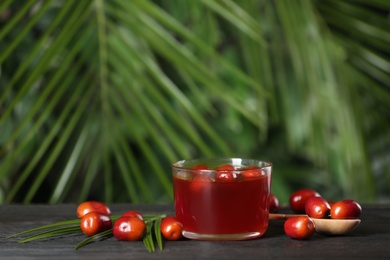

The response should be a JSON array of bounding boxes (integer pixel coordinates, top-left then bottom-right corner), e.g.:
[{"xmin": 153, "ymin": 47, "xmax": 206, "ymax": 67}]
[{"xmin": 1, "ymin": 204, "xmax": 389, "ymax": 259}]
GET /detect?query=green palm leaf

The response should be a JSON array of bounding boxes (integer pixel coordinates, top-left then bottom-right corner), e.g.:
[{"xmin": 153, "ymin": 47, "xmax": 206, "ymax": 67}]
[{"xmin": 0, "ymin": 0, "xmax": 389, "ymax": 204}]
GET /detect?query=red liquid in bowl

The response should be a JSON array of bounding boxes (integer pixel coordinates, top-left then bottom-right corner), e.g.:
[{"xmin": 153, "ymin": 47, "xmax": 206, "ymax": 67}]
[{"xmin": 173, "ymin": 169, "xmax": 270, "ymax": 240}]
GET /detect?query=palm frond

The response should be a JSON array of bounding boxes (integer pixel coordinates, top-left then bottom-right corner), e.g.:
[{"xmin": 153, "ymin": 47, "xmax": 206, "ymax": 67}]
[{"xmin": 0, "ymin": 0, "xmax": 389, "ymax": 204}]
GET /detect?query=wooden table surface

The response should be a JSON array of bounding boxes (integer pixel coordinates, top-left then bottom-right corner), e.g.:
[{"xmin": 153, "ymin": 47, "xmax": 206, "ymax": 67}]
[{"xmin": 1, "ymin": 204, "xmax": 389, "ymax": 259}]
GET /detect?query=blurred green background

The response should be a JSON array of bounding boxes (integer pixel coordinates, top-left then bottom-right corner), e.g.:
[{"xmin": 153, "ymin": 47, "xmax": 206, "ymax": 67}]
[{"xmin": 0, "ymin": 0, "xmax": 389, "ymax": 205}]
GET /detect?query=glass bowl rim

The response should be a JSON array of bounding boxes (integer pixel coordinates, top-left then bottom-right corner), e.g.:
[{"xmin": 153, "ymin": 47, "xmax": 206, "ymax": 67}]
[{"xmin": 172, "ymin": 157, "xmax": 272, "ymax": 171}]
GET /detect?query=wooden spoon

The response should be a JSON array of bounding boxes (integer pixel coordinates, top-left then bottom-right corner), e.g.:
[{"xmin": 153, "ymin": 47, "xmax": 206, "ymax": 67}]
[{"xmin": 269, "ymin": 213, "xmax": 361, "ymax": 235}]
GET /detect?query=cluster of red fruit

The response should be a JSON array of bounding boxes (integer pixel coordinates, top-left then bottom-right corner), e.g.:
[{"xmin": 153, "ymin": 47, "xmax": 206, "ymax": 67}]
[
  {"xmin": 191, "ymin": 164, "xmax": 264, "ymax": 182},
  {"xmin": 77, "ymin": 188, "xmax": 361, "ymax": 242},
  {"xmin": 77, "ymin": 201, "xmax": 183, "ymax": 241},
  {"xmin": 269, "ymin": 189, "xmax": 362, "ymax": 240}
]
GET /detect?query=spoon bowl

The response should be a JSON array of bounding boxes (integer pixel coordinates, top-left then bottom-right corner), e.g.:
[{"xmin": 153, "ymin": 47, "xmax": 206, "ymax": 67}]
[
  {"xmin": 269, "ymin": 213, "xmax": 361, "ymax": 235},
  {"xmin": 312, "ymin": 218, "xmax": 361, "ymax": 235}
]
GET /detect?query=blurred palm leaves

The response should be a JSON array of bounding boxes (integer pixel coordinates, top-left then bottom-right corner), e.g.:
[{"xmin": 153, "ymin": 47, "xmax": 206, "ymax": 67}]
[{"xmin": 0, "ymin": 0, "xmax": 389, "ymax": 204}]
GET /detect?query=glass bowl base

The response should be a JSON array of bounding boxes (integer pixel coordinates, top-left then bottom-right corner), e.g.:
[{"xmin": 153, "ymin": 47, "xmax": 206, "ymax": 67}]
[{"xmin": 182, "ymin": 231, "xmax": 264, "ymax": 241}]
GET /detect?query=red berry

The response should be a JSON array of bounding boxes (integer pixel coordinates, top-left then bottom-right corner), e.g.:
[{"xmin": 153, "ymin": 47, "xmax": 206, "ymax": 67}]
[
  {"xmin": 284, "ymin": 216, "xmax": 315, "ymax": 240},
  {"xmin": 215, "ymin": 171, "xmax": 236, "ymax": 182},
  {"xmin": 160, "ymin": 216, "xmax": 183, "ymax": 241},
  {"xmin": 215, "ymin": 164, "xmax": 238, "ymax": 182},
  {"xmin": 217, "ymin": 164, "xmax": 235, "ymax": 171},
  {"xmin": 289, "ymin": 189, "xmax": 321, "ymax": 213},
  {"xmin": 121, "ymin": 210, "xmax": 144, "ymax": 220},
  {"xmin": 80, "ymin": 212, "xmax": 112, "ymax": 236},
  {"xmin": 192, "ymin": 164, "xmax": 209, "ymax": 176},
  {"xmin": 190, "ymin": 175, "xmax": 214, "ymax": 192},
  {"xmin": 242, "ymin": 168, "xmax": 262, "ymax": 180},
  {"xmin": 305, "ymin": 197, "xmax": 331, "ymax": 219},
  {"xmin": 330, "ymin": 200, "xmax": 362, "ymax": 219},
  {"xmin": 77, "ymin": 201, "xmax": 111, "ymax": 218},
  {"xmin": 113, "ymin": 216, "xmax": 146, "ymax": 241},
  {"xmin": 268, "ymin": 193, "xmax": 280, "ymax": 213}
]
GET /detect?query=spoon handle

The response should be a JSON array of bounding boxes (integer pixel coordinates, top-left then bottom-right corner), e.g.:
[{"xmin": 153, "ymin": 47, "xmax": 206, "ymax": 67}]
[{"xmin": 269, "ymin": 213, "xmax": 307, "ymax": 220}]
